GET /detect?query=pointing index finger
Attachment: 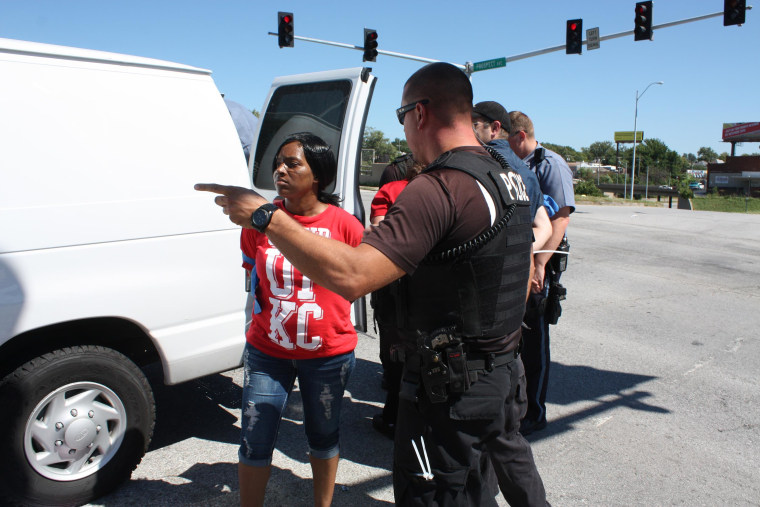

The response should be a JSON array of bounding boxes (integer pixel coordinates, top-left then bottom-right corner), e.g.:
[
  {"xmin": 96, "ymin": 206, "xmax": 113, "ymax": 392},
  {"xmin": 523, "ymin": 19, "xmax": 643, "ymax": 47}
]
[{"xmin": 194, "ymin": 183, "xmax": 229, "ymax": 195}]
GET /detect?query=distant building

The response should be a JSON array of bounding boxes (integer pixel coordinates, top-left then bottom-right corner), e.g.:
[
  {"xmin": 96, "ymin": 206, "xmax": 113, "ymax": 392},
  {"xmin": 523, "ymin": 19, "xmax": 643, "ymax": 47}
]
[
  {"xmin": 707, "ymin": 156, "xmax": 760, "ymax": 197},
  {"xmin": 575, "ymin": 162, "xmax": 621, "ymax": 175}
]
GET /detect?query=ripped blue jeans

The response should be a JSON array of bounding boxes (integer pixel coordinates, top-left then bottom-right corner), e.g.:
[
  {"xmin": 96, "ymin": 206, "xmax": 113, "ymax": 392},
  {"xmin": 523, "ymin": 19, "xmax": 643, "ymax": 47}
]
[{"xmin": 239, "ymin": 343, "xmax": 355, "ymax": 467}]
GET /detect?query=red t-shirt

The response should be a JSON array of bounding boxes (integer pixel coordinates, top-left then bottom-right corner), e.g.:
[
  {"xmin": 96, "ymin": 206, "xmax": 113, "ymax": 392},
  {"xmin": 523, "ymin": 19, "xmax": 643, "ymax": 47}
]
[
  {"xmin": 370, "ymin": 180, "xmax": 409, "ymax": 220},
  {"xmin": 241, "ymin": 201, "xmax": 364, "ymax": 359}
]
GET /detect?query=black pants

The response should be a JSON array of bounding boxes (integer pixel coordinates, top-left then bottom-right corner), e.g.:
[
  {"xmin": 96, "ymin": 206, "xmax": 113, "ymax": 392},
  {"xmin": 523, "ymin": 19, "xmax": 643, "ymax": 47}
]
[
  {"xmin": 521, "ymin": 270, "xmax": 555, "ymax": 424},
  {"xmin": 373, "ymin": 283, "xmax": 405, "ymax": 425},
  {"xmin": 378, "ymin": 322, "xmax": 404, "ymax": 423},
  {"xmin": 393, "ymin": 358, "xmax": 546, "ymax": 506}
]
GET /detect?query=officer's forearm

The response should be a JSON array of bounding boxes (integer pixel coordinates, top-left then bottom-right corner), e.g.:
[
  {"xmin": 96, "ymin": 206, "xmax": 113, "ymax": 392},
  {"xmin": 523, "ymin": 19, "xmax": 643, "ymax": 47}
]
[
  {"xmin": 535, "ymin": 211, "xmax": 570, "ymax": 268},
  {"xmin": 532, "ymin": 206, "xmax": 552, "ymax": 251},
  {"xmin": 526, "ymin": 246, "xmax": 535, "ymax": 301},
  {"xmin": 264, "ymin": 211, "xmax": 405, "ymax": 301}
]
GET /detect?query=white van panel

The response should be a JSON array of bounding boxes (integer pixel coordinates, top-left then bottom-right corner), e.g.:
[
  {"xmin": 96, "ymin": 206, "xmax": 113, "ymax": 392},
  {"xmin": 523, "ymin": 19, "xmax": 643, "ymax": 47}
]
[
  {"xmin": 2, "ymin": 230, "xmax": 245, "ymax": 384},
  {"xmin": 0, "ymin": 38, "xmax": 259, "ymax": 504},
  {"xmin": 0, "ymin": 37, "xmax": 209, "ymax": 73},
  {"xmin": 0, "ymin": 43, "xmax": 249, "ymax": 253},
  {"xmin": 0, "ymin": 38, "xmax": 251, "ymax": 382}
]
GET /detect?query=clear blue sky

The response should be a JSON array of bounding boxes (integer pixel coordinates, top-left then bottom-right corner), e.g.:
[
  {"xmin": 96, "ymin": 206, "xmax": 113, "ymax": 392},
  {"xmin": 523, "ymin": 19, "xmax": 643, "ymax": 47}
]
[{"xmin": 3, "ymin": 0, "xmax": 758, "ymax": 156}]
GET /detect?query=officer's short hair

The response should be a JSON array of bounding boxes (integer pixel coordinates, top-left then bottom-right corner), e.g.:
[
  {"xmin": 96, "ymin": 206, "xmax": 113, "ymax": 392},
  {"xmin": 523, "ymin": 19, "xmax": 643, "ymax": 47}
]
[
  {"xmin": 508, "ymin": 111, "xmax": 535, "ymax": 139},
  {"xmin": 404, "ymin": 62, "xmax": 472, "ymax": 127}
]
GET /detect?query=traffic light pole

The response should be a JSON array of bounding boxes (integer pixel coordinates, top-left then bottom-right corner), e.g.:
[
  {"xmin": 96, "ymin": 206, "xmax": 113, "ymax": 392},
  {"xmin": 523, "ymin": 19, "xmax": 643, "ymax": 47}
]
[
  {"xmin": 266, "ymin": 32, "xmax": 467, "ymax": 70},
  {"xmin": 503, "ymin": 6, "xmax": 751, "ymax": 64},
  {"xmin": 269, "ymin": 6, "xmax": 750, "ymax": 73}
]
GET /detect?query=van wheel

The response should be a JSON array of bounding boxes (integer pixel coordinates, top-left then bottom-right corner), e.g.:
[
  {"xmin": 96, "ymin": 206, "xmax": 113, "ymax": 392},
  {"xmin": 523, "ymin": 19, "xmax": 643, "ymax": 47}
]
[{"xmin": 0, "ymin": 346, "xmax": 155, "ymax": 506}]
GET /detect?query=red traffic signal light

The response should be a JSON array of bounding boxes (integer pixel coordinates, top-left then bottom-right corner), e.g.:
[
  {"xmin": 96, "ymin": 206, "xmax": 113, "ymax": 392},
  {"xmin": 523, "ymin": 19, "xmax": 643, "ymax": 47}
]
[
  {"xmin": 566, "ymin": 19, "xmax": 583, "ymax": 54},
  {"xmin": 363, "ymin": 28, "xmax": 378, "ymax": 62},
  {"xmin": 634, "ymin": 1, "xmax": 653, "ymax": 41},
  {"xmin": 278, "ymin": 11, "xmax": 294, "ymax": 48},
  {"xmin": 724, "ymin": 0, "xmax": 746, "ymax": 26}
]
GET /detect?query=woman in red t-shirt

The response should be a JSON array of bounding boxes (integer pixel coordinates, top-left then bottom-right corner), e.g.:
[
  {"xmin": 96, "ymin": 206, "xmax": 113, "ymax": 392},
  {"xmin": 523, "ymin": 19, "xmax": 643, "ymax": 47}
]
[{"xmin": 239, "ymin": 133, "xmax": 364, "ymax": 507}]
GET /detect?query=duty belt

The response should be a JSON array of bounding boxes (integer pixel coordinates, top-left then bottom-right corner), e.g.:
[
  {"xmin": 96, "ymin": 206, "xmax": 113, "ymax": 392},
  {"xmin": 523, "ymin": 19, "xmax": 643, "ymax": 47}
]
[
  {"xmin": 397, "ymin": 347, "xmax": 520, "ymax": 404},
  {"xmin": 391, "ymin": 345, "xmax": 519, "ymax": 370},
  {"xmin": 465, "ymin": 349, "xmax": 519, "ymax": 372}
]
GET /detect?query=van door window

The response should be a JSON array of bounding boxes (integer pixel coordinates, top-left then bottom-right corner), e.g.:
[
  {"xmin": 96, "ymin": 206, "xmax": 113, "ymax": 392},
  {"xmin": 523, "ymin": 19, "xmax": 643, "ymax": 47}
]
[{"xmin": 253, "ymin": 80, "xmax": 352, "ymax": 191}]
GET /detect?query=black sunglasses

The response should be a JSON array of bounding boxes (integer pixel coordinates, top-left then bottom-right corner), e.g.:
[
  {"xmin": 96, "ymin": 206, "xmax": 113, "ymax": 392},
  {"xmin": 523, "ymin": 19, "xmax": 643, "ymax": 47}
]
[{"xmin": 396, "ymin": 99, "xmax": 429, "ymax": 125}]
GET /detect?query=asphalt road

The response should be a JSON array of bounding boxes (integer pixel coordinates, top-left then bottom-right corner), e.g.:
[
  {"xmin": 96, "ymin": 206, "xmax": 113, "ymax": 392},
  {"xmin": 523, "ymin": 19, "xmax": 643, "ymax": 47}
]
[{"xmin": 89, "ymin": 194, "xmax": 760, "ymax": 506}]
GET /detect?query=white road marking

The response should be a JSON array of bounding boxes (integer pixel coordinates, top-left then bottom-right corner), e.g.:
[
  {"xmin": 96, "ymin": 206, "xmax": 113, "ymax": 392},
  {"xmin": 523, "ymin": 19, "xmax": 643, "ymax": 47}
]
[{"xmin": 684, "ymin": 357, "xmax": 713, "ymax": 376}]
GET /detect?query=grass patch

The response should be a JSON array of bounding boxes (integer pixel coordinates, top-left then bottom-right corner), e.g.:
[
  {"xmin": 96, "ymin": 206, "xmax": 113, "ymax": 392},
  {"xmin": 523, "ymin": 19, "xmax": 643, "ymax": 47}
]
[
  {"xmin": 691, "ymin": 196, "xmax": 760, "ymax": 213},
  {"xmin": 574, "ymin": 195, "xmax": 663, "ymax": 207}
]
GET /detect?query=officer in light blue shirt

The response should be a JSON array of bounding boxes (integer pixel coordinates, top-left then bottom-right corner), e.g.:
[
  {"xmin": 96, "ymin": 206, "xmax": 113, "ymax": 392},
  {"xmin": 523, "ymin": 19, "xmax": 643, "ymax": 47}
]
[{"xmin": 508, "ymin": 110, "xmax": 575, "ymax": 435}]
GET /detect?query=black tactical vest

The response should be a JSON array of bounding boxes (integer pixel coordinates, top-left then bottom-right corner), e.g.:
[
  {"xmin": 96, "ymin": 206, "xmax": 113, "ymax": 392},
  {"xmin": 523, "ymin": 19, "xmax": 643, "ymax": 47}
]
[{"xmin": 397, "ymin": 150, "xmax": 533, "ymax": 351}]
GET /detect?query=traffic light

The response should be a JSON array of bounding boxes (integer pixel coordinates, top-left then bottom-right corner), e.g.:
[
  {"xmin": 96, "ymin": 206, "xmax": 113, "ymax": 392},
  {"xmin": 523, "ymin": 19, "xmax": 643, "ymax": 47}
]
[
  {"xmin": 363, "ymin": 28, "xmax": 378, "ymax": 62},
  {"xmin": 566, "ymin": 19, "xmax": 583, "ymax": 54},
  {"xmin": 278, "ymin": 11, "xmax": 294, "ymax": 48},
  {"xmin": 634, "ymin": 1, "xmax": 653, "ymax": 41},
  {"xmin": 724, "ymin": 0, "xmax": 746, "ymax": 26}
]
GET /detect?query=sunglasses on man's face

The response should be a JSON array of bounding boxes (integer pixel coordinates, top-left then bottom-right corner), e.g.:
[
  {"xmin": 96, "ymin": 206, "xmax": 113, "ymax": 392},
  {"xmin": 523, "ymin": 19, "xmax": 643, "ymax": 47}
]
[{"xmin": 396, "ymin": 99, "xmax": 429, "ymax": 125}]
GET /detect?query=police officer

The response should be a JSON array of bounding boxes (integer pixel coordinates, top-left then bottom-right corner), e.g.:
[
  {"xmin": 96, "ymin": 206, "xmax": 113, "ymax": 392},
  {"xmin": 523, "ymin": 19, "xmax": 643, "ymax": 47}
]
[
  {"xmin": 508, "ymin": 110, "xmax": 575, "ymax": 435},
  {"xmin": 472, "ymin": 100, "xmax": 552, "ymax": 251},
  {"xmin": 196, "ymin": 63, "xmax": 547, "ymax": 506}
]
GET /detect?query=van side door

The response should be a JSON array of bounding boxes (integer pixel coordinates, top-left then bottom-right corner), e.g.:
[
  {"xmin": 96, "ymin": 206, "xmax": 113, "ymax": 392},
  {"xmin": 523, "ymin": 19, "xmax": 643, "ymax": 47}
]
[{"xmin": 250, "ymin": 67, "xmax": 377, "ymax": 331}]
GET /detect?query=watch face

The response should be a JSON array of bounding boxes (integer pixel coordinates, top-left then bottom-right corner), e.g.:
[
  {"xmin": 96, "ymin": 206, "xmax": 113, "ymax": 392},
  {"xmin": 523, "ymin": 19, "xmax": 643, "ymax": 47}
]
[
  {"xmin": 252, "ymin": 208, "xmax": 268, "ymax": 229},
  {"xmin": 251, "ymin": 203, "xmax": 277, "ymax": 232}
]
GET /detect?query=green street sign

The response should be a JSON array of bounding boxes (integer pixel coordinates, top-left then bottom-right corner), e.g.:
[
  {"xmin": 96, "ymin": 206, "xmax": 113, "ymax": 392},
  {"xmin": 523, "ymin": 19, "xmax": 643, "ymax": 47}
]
[{"xmin": 472, "ymin": 57, "xmax": 506, "ymax": 72}]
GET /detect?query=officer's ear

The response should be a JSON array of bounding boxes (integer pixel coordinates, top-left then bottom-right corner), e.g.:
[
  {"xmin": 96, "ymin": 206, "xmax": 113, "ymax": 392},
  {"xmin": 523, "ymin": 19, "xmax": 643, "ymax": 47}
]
[
  {"xmin": 491, "ymin": 120, "xmax": 502, "ymax": 137},
  {"xmin": 414, "ymin": 101, "xmax": 428, "ymax": 129}
]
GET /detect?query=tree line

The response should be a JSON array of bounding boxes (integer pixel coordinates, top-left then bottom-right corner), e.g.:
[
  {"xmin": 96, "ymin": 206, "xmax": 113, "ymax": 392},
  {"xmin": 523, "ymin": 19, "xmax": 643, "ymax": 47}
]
[{"xmin": 362, "ymin": 125, "xmax": 759, "ymax": 195}]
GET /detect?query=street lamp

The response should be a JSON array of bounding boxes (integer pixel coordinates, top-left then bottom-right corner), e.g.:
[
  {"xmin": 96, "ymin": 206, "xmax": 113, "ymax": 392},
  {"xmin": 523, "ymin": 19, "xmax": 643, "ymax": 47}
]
[{"xmin": 630, "ymin": 81, "xmax": 663, "ymax": 200}]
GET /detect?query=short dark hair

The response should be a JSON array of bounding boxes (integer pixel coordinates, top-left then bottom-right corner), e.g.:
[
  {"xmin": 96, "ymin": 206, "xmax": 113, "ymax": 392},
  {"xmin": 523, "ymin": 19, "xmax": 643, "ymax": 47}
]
[
  {"xmin": 404, "ymin": 62, "xmax": 472, "ymax": 126},
  {"xmin": 273, "ymin": 132, "xmax": 340, "ymax": 205}
]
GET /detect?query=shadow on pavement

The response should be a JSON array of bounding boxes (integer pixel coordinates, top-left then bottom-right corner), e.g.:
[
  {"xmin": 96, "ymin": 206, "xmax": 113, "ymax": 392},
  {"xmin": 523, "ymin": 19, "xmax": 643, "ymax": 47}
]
[
  {"xmin": 148, "ymin": 372, "xmax": 242, "ymax": 451},
  {"xmin": 94, "ymin": 356, "xmax": 394, "ymax": 505},
  {"xmin": 526, "ymin": 361, "xmax": 669, "ymax": 442},
  {"xmin": 100, "ymin": 356, "xmax": 669, "ymax": 503},
  {"xmin": 95, "ymin": 462, "xmax": 239, "ymax": 506},
  {"xmin": 96, "ymin": 461, "xmax": 393, "ymax": 506}
]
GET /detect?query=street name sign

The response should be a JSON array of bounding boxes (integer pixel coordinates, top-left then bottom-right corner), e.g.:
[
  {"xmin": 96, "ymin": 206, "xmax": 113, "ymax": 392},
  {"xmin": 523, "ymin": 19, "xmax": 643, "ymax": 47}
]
[
  {"xmin": 472, "ymin": 57, "xmax": 506, "ymax": 72},
  {"xmin": 587, "ymin": 27, "xmax": 600, "ymax": 50}
]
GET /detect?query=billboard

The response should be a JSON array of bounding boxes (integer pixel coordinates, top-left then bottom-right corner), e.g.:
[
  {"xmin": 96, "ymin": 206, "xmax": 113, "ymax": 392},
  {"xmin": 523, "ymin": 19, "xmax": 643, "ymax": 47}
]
[
  {"xmin": 614, "ymin": 131, "xmax": 644, "ymax": 143},
  {"xmin": 722, "ymin": 122, "xmax": 760, "ymax": 142}
]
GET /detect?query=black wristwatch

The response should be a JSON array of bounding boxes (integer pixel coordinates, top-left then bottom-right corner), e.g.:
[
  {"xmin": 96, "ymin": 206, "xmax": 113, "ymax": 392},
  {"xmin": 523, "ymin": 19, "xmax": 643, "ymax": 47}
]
[{"xmin": 250, "ymin": 203, "xmax": 279, "ymax": 233}]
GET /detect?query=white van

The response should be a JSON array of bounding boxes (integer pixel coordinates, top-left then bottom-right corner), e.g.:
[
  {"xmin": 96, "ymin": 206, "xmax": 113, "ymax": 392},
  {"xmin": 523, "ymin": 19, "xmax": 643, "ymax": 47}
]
[{"xmin": 0, "ymin": 38, "xmax": 375, "ymax": 506}]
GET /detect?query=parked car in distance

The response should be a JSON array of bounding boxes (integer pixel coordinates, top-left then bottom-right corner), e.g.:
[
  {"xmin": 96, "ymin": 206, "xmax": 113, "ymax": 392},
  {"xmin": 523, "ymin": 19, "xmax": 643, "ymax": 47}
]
[{"xmin": 658, "ymin": 185, "xmax": 673, "ymax": 190}]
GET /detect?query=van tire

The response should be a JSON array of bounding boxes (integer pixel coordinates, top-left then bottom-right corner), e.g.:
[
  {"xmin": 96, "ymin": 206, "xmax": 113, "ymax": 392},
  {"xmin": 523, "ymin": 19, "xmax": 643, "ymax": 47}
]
[{"xmin": 0, "ymin": 346, "xmax": 155, "ymax": 506}]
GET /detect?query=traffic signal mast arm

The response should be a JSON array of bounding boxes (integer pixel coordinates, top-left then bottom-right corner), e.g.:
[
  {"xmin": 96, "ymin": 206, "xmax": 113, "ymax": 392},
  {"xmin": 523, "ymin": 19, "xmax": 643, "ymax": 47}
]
[
  {"xmin": 268, "ymin": 5, "xmax": 749, "ymax": 74},
  {"xmin": 266, "ymin": 31, "xmax": 466, "ymax": 69},
  {"xmin": 503, "ymin": 6, "xmax": 752, "ymax": 65}
]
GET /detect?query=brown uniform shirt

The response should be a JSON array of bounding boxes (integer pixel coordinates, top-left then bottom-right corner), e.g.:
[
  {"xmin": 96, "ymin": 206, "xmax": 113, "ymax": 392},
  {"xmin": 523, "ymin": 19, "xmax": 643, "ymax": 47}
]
[
  {"xmin": 363, "ymin": 146, "xmax": 526, "ymax": 353},
  {"xmin": 363, "ymin": 147, "xmax": 494, "ymax": 276}
]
